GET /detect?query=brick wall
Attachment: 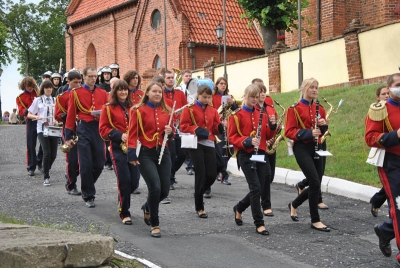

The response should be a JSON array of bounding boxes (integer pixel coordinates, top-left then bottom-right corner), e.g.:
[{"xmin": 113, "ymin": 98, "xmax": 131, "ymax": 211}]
[{"xmin": 285, "ymin": 0, "xmax": 399, "ymax": 48}]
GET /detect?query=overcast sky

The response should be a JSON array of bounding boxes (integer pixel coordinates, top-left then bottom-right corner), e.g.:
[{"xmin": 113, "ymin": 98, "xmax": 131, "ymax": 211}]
[{"xmin": 1, "ymin": 0, "xmax": 42, "ymax": 114}]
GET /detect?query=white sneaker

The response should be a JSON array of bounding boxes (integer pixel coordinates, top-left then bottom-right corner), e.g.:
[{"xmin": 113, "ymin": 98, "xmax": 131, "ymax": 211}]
[
  {"xmin": 43, "ymin": 179, "xmax": 50, "ymax": 186},
  {"xmin": 161, "ymin": 197, "xmax": 171, "ymax": 204}
]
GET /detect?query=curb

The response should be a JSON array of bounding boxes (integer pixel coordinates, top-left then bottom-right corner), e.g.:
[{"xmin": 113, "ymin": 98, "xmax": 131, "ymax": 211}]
[
  {"xmin": 227, "ymin": 158, "xmax": 383, "ymax": 204},
  {"xmin": 115, "ymin": 250, "xmax": 161, "ymax": 268}
]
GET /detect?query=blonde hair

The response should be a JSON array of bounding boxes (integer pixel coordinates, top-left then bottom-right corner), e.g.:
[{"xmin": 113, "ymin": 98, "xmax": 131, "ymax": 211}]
[
  {"xmin": 244, "ymin": 84, "xmax": 260, "ymax": 98},
  {"xmin": 299, "ymin": 78, "xmax": 319, "ymax": 100}
]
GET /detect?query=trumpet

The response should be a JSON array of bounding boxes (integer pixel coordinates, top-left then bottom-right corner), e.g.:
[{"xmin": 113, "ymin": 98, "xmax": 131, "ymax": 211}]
[
  {"xmin": 320, "ymin": 97, "xmax": 343, "ymax": 143},
  {"xmin": 266, "ymin": 100, "xmax": 286, "ymax": 155},
  {"xmin": 61, "ymin": 136, "xmax": 78, "ymax": 153},
  {"xmin": 120, "ymin": 141, "xmax": 128, "ymax": 154}
]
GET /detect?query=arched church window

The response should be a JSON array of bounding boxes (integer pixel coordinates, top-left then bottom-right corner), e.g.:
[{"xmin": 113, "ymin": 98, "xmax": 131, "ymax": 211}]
[
  {"xmin": 151, "ymin": 10, "xmax": 161, "ymax": 29},
  {"xmin": 86, "ymin": 43, "xmax": 96, "ymax": 67},
  {"xmin": 154, "ymin": 56, "xmax": 162, "ymax": 69}
]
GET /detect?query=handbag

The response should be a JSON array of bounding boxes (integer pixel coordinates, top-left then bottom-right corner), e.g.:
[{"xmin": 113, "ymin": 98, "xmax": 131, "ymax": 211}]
[
  {"xmin": 366, "ymin": 147, "xmax": 385, "ymax": 167},
  {"xmin": 180, "ymin": 133, "xmax": 198, "ymax": 149}
]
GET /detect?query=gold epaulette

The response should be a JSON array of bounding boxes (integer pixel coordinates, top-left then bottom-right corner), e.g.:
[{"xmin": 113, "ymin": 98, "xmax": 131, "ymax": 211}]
[
  {"xmin": 368, "ymin": 101, "xmax": 387, "ymax": 121},
  {"xmin": 290, "ymin": 102, "xmax": 298, "ymax": 108}
]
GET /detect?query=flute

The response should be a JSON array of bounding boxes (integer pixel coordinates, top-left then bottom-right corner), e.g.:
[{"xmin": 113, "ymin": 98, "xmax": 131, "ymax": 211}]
[
  {"xmin": 158, "ymin": 101, "xmax": 176, "ymax": 164},
  {"xmin": 314, "ymin": 99, "xmax": 320, "ymax": 159}
]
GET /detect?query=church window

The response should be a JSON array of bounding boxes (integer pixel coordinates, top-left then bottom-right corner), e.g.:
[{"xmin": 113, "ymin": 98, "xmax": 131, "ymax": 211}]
[
  {"xmin": 154, "ymin": 56, "xmax": 162, "ymax": 69},
  {"xmin": 151, "ymin": 10, "xmax": 161, "ymax": 29}
]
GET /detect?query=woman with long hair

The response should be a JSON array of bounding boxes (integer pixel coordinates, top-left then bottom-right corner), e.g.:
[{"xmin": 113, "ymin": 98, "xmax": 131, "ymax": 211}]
[
  {"xmin": 229, "ymin": 84, "xmax": 276, "ymax": 235},
  {"xmin": 285, "ymin": 78, "xmax": 330, "ymax": 232},
  {"xmin": 127, "ymin": 81, "xmax": 173, "ymax": 238},
  {"xmin": 100, "ymin": 80, "xmax": 138, "ymax": 225},
  {"xmin": 26, "ymin": 80, "xmax": 58, "ymax": 186}
]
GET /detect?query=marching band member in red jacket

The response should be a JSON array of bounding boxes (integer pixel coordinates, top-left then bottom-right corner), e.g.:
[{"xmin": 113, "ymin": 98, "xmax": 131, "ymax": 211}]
[
  {"xmin": 180, "ymin": 85, "xmax": 224, "ymax": 219},
  {"xmin": 229, "ymin": 84, "xmax": 276, "ymax": 236},
  {"xmin": 100, "ymin": 79, "xmax": 138, "ymax": 225},
  {"xmin": 54, "ymin": 70, "xmax": 82, "ymax": 195},
  {"xmin": 365, "ymin": 73, "xmax": 400, "ymax": 264},
  {"xmin": 64, "ymin": 66, "xmax": 109, "ymax": 208},
  {"xmin": 16, "ymin": 77, "xmax": 41, "ymax": 176},
  {"xmin": 123, "ymin": 70, "xmax": 143, "ymax": 104},
  {"xmin": 127, "ymin": 81, "xmax": 173, "ymax": 238},
  {"xmin": 285, "ymin": 78, "xmax": 330, "ymax": 232}
]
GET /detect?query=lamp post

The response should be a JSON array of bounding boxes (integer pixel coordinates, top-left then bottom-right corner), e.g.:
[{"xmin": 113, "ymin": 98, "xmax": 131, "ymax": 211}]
[
  {"xmin": 215, "ymin": 22, "xmax": 223, "ymax": 62},
  {"xmin": 187, "ymin": 39, "xmax": 196, "ymax": 69}
]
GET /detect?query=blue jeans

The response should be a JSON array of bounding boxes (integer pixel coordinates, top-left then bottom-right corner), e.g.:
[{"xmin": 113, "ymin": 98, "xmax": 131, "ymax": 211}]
[{"xmin": 139, "ymin": 146, "xmax": 171, "ymax": 227}]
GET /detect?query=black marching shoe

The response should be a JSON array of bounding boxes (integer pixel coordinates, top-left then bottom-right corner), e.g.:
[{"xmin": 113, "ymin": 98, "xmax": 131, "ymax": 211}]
[
  {"xmin": 311, "ymin": 224, "xmax": 330, "ymax": 232},
  {"xmin": 288, "ymin": 203, "xmax": 299, "ymax": 222},
  {"xmin": 374, "ymin": 224, "xmax": 392, "ymax": 257},
  {"xmin": 370, "ymin": 203, "xmax": 378, "ymax": 217},
  {"xmin": 233, "ymin": 205, "xmax": 243, "ymax": 226},
  {"xmin": 256, "ymin": 226, "xmax": 269, "ymax": 235}
]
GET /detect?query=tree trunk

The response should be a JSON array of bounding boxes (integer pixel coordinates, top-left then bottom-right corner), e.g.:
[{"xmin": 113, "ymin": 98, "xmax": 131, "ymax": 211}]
[
  {"xmin": 25, "ymin": 47, "xmax": 29, "ymax": 76},
  {"xmin": 260, "ymin": 25, "xmax": 277, "ymax": 53}
]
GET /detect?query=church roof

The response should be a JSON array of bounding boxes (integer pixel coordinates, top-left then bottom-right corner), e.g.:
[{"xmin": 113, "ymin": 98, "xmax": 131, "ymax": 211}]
[
  {"xmin": 66, "ymin": 0, "xmax": 263, "ymax": 50},
  {"xmin": 66, "ymin": 0, "xmax": 132, "ymax": 23},
  {"xmin": 180, "ymin": 0, "xmax": 264, "ymax": 49}
]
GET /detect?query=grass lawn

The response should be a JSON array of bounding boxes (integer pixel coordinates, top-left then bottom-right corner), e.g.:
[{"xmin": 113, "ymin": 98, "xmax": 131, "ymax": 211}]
[{"xmin": 271, "ymin": 83, "xmax": 385, "ymax": 187}]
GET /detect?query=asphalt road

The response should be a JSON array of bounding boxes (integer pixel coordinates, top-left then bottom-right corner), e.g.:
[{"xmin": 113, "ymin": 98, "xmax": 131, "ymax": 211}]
[{"xmin": 0, "ymin": 125, "xmax": 397, "ymax": 268}]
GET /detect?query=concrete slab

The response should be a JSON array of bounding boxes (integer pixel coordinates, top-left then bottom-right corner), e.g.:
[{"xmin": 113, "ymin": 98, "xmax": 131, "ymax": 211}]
[{"xmin": 0, "ymin": 223, "xmax": 114, "ymax": 268}]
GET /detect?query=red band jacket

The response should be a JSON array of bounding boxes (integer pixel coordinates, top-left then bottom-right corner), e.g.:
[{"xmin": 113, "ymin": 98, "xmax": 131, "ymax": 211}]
[
  {"xmin": 16, "ymin": 90, "xmax": 37, "ymax": 117},
  {"xmin": 99, "ymin": 103, "xmax": 129, "ymax": 143},
  {"xmin": 284, "ymin": 99, "xmax": 327, "ymax": 144},
  {"xmin": 365, "ymin": 98, "xmax": 400, "ymax": 156}
]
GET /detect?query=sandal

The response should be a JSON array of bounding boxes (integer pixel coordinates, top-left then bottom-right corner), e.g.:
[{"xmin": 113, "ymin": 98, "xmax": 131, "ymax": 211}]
[
  {"xmin": 141, "ymin": 205, "xmax": 151, "ymax": 226},
  {"xmin": 122, "ymin": 217, "xmax": 132, "ymax": 225},
  {"xmin": 150, "ymin": 226, "xmax": 161, "ymax": 238},
  {"xmin": 197, "ymin": 210, "xmax": 208, "ymax": 218}
]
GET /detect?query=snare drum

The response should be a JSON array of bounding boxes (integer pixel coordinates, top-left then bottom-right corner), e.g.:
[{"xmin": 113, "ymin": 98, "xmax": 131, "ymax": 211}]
[{"xmin": 43, "ymin": 126, "xmax": 63, "ymax": 137}]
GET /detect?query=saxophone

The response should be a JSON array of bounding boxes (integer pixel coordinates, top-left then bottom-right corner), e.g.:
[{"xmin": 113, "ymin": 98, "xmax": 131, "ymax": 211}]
[
  {"xmin": 320, "ymin": 97, "xmax": 343, "ymax": 143},
  {"xmin": 266, "ymin": 100, "xmax": 286, "ymax": 155}
]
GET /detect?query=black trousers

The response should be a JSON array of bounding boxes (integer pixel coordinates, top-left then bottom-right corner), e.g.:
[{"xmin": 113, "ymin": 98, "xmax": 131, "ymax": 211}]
[
  {"xmin": 77, "ymin": 120, "xmax": 105, "ymax": 201},
  {"xmin": 168, "ymin": 138, "xmax": 187, "ymax": 184},
  {"xmin": 25, "ymin": 119, "xmax": 38, "ymax": 171},
  {"xmin": 63, "ymin": 127, "xmax": 79, "ymax": 191},
  {"xmin": 236, "ymin": 150, "xmax": 266, "ymax": 228},
  {"xmin": 111, "ymin": 141, "xmax": 139, "ymax": 219},
  {"xmin": 261, "ymin": 152, "xmax": 273, "ymax": 211},
  {"xmin": 377, "ymin": 153, "xmax": 400, "ymax": 254},
  {"xmin": 37, "ymin": 133, "xmax": 58, "ymax": 179},
  {"xmin": 189, "ymin": 144, "xmax": 216, "ymax": 211},
  {"xmin": 215, "ymin": 134, "xmax": 233, "ymax": 180},
  {"xmin": 370, "ymin": 187, "xmax": 387, "ymax": 209},
  {"xmin": 139, "ymin": 146, "xmax": 171, "ymax": 227},
  {"xmin": 291, "ymin": 142, "xmax": 323, "ymax": 223},
  {"xmin": 296, "ymin": 141, "xmax": 326, "ymax": 203}
]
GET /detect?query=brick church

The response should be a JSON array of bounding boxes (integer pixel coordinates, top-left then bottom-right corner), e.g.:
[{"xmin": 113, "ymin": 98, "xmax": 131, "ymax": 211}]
[{"xmin": 65, "ymin": 0, "xmax": 265, "ymax": 81}]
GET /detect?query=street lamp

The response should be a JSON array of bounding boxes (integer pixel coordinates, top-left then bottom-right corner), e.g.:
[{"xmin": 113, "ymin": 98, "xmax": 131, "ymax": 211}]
[
  {"xmin": 215, "ymin": 22, "xmax": 224, "ymax": 62},
  {"xmin": 187, "ymin": 39, "xmax": 196, "ymax": 69}
]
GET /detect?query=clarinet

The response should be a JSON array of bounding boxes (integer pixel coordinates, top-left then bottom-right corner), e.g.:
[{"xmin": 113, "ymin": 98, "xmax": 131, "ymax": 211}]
[
  {"xmin": 251, "ymin": 103, "xmax": 266, "ymax": 169},
  {"xmin": 158, "ymin": 101, "xmax": 176, "ymax": 165},
  {"xmin": 314, "ymin": 99, "xmax": 320, "ymax": 159}
]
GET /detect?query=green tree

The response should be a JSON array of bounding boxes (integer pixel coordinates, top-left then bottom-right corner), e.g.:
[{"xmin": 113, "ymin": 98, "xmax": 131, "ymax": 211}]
[
  {"xmin": 2, "ymin": 0, "xmax": 68, "ymax": 76},
  {"xmin": 237, "ymin": 0, "xmax": 310, "ymax": 52}
]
